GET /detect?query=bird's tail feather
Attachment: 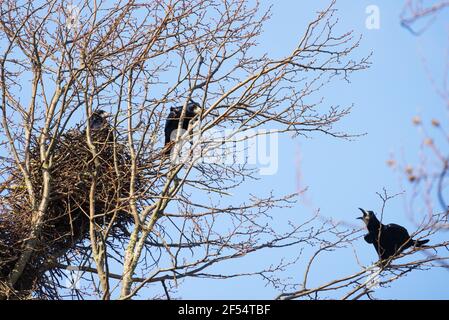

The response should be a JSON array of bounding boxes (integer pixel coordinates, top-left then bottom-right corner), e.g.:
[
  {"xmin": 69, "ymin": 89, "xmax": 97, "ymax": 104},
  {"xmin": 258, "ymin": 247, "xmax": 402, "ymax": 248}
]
[{"xmin": 414, "ymin": 239, "xmax": 430, "ymax": 247}]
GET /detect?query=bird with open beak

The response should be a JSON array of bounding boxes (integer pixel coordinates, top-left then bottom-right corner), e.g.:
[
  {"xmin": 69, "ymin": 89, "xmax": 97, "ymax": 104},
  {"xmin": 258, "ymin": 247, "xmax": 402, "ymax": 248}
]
[{"xmin": 357, "ymin": 208, "xmax": 429, "ymax": 261}]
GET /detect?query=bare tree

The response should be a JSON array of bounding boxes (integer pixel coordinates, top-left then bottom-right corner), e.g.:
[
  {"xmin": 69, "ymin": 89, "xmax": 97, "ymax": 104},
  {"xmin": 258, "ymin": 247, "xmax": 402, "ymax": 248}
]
[{"xmin": 0, "ymin": 0, "xmax": 372, "ymax": 300}]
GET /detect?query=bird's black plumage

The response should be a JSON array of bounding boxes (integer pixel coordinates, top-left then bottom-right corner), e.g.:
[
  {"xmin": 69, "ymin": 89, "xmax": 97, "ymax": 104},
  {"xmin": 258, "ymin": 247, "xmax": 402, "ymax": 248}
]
[
  {"xmin": 164, "ymin": 100, "xmax": 202, "ymax": 152},
  {"xmin": 86, "ymin": 109, "xmax": 114, "ymax": 148},
  {"xmin": 358, "ymin": 208, "xmax": 429, "ymax": 261},
  {"xmin": 89, "ymin": 109, "xmax": 111, "ymax": 131}
]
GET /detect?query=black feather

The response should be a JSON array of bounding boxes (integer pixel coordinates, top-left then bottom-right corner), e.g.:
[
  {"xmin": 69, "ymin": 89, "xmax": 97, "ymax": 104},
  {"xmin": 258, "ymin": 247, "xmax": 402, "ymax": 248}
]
[
  {"xmin": 164, "ymin": 100, "xmax": 202, "ymax": 154},
  {"xmin": 358, "ymin": 208, "xmax": 429, "ymax": 261}
]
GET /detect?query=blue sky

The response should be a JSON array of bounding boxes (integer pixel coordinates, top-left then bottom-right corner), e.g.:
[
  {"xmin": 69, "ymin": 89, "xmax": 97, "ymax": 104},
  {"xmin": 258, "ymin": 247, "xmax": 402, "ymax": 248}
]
[
  {"xmin": 172, "ymin": 0, "xmax": 449, "ymax": 299},
  {"xmin": 1, "ymin": 0, "xmax": 447, "ymax": 300}
]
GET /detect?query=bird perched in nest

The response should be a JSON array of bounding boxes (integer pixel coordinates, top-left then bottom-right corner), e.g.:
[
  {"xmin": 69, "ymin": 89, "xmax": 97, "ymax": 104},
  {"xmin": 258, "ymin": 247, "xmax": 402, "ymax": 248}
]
[
  {"xmin": 89, "ymin": 109, "xmax": 112, "ymax": 131},
  {"xmin": 164, "ymin": 100, "xmax": 202, "ymax": 154},
  {"xmin": 357, "ymin": 208, "xmax": 429, "ymax": 262},
  {"xmin": 87, "ymin": 109, "xmax": 114, "ymax": 145}
]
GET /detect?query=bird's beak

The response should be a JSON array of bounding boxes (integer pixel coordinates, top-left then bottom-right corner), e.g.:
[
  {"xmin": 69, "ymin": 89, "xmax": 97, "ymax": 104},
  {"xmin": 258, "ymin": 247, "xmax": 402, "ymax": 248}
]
[{"xmin": 357, "ymin": 208, "xmax": 367, "ymax": 220}]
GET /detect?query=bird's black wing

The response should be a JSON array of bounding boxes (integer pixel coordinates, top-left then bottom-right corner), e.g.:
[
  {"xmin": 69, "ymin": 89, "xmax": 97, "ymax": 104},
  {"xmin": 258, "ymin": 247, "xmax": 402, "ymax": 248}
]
[
  {"xmin": 384, "ymin": 223, "xmax": 409, "ymax": 237},
  {"xmin": 165, "ymin": 108, "xmax": 181, "ymax": 145},
  {"xmin": 364, "ymin": 233, "xmax": 375, "ymax": 244},
  {"xmin": 382, "ymin": 223, "xmax": 413, "ymax": 256}
]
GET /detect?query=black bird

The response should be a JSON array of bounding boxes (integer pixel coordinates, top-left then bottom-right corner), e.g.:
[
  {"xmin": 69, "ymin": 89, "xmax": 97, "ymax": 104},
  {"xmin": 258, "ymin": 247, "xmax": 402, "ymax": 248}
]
[
  {"xmin": 164, "ymin": 100, "xmax": 202, "ymax": 153},
  {"xmin": 86, "ymin": 109, "xmax": 114, "ymax": 148},
  {"xmin": 89, "ymin": 109, "xmax": 112, "ymax": 131},
  {"xmin": 357, "ymin": 208, "xmax": 429, "ymax": 261}
]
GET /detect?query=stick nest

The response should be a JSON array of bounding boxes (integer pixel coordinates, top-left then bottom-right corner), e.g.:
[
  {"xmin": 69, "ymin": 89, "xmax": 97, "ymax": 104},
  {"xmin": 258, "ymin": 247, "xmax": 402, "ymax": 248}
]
[{"xmin": 0, "ymin": 126, "xmax": 137, "ymax": 299}]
